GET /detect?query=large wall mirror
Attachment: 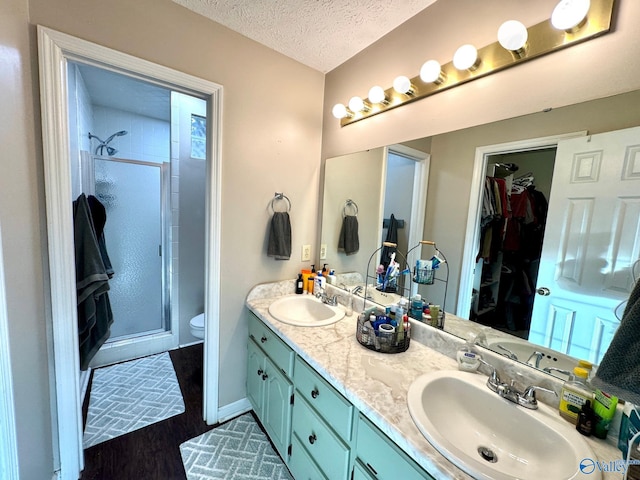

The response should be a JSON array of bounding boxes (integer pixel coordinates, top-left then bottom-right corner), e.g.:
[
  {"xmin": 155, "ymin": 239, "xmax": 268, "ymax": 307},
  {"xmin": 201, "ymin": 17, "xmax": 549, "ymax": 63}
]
[{"xmin": 321, "ymin": 88, "xmax": 640, "ymax": 379}]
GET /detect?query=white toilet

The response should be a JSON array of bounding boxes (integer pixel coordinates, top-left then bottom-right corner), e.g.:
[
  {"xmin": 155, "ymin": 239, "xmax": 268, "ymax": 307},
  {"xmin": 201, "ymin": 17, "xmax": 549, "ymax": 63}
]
[{"xmin": 189, "ymin": 313, "xmax": 205, "ymax": 339}]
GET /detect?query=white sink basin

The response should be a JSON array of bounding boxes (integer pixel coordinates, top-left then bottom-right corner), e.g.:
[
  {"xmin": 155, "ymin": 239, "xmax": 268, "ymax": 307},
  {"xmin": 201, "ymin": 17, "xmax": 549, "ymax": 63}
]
[
  {"xmin": 486, "ymin": 336, "xmax": 577, "ymax": 378},
  {"xmin": 268, "ymin": 295, "xmax": 345, "ymax": 327},
  {"xmin": 407, "ymin": 370, "xmax": 599, "ymax": 480}
]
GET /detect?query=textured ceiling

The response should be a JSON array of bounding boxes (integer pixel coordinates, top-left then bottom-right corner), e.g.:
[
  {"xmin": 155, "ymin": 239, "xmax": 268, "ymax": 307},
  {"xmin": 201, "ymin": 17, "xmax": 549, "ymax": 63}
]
[{"xmin": 172, "ymin": 0, "xmax": 438, "ymax": 73}]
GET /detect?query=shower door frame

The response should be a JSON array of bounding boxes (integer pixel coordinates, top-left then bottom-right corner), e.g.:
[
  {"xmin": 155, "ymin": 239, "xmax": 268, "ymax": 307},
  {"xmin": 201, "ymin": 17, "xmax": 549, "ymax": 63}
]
[
  {"xmin": 38, "ymin": 26, "xmax": 222, "ymax": 480},
  {"xmin": 89, "ymin": 156, "xmax": 174, "ymax": 367}
]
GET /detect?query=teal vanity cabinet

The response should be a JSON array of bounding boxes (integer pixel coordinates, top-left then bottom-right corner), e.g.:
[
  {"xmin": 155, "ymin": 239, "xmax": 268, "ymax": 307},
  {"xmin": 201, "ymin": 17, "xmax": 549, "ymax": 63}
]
[
  {"xmin": 247, "ymin": 313, "xmax": 295, "ymax": 461},
  {"xmin": 289, "ymin": 357, "xmax": 355, "ymax": 480},
  {"xmin": 354, "ymin": 414, "xmax": 434, "ymax": 480}
]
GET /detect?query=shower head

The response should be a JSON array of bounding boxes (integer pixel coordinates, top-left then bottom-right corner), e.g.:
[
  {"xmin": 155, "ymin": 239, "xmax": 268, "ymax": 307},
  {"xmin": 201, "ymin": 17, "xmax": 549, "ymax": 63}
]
[
  {"xmin": 105, "ymin": 130, "xmax": 128, "ymax": 143},
  {"xmin": 88, "ymin": 130, "xmax": 127, "ymax": 156}
]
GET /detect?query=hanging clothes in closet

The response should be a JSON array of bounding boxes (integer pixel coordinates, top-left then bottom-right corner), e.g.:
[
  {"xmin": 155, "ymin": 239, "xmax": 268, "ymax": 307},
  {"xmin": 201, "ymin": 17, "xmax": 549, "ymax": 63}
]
[
  {"xmin": 73, "ymin": 193, "xmax": 114, "ymax": 370},
  {"xmin": 499, "ymin": 173, "xmax": 549, "ymax": 331},
  {"xmin": 477, "ymin": 176, "xmax": 511, "ymax": 263}
]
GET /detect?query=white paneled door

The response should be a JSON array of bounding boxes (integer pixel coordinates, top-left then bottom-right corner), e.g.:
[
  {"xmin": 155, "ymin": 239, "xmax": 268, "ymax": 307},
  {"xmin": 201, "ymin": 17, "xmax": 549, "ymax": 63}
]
[{"xmin": 529, "ymin": 126, "xmax": 640, "ymax": 363}]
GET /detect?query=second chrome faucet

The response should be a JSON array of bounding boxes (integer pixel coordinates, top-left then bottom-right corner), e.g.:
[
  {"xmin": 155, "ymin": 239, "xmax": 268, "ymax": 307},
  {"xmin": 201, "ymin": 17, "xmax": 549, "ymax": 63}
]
[{"xmin": 477, "ymin": 358, "xmax": 557, "ymax": 409}]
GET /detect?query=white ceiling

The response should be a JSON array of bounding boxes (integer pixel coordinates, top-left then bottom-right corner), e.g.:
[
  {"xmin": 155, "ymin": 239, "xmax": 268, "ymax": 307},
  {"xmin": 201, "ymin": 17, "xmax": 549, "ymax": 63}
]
[{"xmin": 172, "ymin": 0, "xmax": 438, "ymax": 73}]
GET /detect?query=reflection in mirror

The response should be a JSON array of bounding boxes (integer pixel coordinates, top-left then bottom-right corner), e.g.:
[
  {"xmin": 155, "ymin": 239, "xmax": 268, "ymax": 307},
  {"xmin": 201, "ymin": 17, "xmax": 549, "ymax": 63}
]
[{"xmin": 321, "ymin": 89, "xmax": 640, "ymax": 379}]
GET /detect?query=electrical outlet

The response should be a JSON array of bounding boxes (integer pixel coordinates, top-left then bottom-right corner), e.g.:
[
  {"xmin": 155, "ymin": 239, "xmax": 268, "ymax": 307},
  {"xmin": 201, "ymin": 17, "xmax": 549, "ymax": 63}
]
[
  {"xmin": 320, "ymin": 244, "xmax": 327, "ymax": 260},
  {"xmin": 302, "ymin": 244, "xmax": 311, "ymax": 262}
]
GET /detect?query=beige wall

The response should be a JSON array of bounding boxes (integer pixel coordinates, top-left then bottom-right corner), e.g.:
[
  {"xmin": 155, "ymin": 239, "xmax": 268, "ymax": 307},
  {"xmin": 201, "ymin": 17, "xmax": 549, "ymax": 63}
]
[
  {"xmin": 1, "ymin": 0, "xmax": 55, "ymax": 478},
  {"xmin": 4, "ymin": 0, "xmax": 324, "ymax": 476},
  {"xmin": 321, "ymin": 148, "xmax": 385, "ymax": 276}
]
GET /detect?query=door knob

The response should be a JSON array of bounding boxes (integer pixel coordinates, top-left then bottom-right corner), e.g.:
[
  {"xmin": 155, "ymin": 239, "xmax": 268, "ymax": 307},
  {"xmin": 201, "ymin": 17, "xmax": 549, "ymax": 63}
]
[{"xmin": 537, "ymin": 287, "xmax": 551, "ymax": 296}]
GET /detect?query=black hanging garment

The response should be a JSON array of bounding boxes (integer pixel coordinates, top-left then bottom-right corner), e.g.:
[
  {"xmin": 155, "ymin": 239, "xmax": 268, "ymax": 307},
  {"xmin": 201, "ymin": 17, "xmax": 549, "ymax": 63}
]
[{"xmin": 74, "ymin": 194, "xmax": 113, "ymax": 370}]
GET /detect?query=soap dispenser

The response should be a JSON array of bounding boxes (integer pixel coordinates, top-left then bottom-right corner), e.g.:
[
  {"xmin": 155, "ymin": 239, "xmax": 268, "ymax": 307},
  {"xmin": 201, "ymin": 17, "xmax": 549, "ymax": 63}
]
[{"xmin": 457, "ymin": 334, "xmax": 481, "ymax": 372}]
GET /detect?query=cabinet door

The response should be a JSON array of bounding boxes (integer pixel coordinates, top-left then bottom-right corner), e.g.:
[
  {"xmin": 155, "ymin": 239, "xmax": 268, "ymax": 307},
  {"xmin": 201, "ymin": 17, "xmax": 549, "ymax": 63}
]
[
  {"xmin": 356, "ymin": 415, "xmax": 433, "ymax": 480},
  {"xmin": 246, "ymin": 339, "xmax": 265, "ymax": 416},
  {"xmin": 352, "ymin": 460, "xmax": 375, "ymax": 480},
  {"xmin": 263, "ymin": 356, "xmax": 293, "ymax": 461}
]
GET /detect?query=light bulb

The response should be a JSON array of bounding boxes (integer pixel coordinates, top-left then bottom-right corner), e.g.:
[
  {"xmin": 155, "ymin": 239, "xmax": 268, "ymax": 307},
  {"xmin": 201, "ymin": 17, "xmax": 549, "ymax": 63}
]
[
  {"xmin": 420, "ymin": 60, "xmax": 445, "ymax": 84},
  {"xmin": 368, "ymin": 85, "xmax": 386, "ymax": 104},
  {"xmin": 393, "ymin": 76, "xmax": 413, "ymax": 95},
  {"xmin": 551, "ymin": 0, "xmax": 590, "ymax": 31},
  {"xmin": 498, "ymin": 20, "xmax": 528, "ymax": 52},
  {"xmin": 348, "ymin": 96, "xmax": 365, "ymax": 113},
  {"xmin": 332, "ymin": 103, "xmax": 348, "ymax": 119},
  {"xmin": 453, "ymin": 44, "xmax": 479, "ymax": 71}
]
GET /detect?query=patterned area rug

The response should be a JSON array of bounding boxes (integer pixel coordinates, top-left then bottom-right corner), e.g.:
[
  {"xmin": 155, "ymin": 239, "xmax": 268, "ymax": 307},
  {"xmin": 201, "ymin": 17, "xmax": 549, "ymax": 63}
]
[
  {"xmin": 83, "ymin": 352, "xmax": 185, "ymax": 448},
  {"xmin": 180, "ymin": 413, "xmax": 292, "ymax": 480}
]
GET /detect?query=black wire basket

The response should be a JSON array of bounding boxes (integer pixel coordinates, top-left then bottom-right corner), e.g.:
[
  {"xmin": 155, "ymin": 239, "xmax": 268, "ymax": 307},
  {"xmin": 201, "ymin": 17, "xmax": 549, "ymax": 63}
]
[{"xmin": 356, "ymin": 314, "xmax": 410, "ymax": 353}]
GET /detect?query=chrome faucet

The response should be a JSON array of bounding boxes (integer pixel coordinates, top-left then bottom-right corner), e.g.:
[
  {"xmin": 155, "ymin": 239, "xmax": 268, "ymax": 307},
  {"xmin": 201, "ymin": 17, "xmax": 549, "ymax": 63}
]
[
  {"xmin": 315, "ymin": 290, "xmax": 339, "ymax": 306},
  {"xmin": 543, "ymin": 366, "xmax": 572, "ymax": 377},
  {"xmin": 526, "ymin": 351, "xmax": 545, "ymax": 368},
  {"xmin": 477, "ymin": 358, "xmax": 557, "ymax": 409},
  {"xmin": 495, "ymin": 344, "xmax": 518, "ymax": 361}
]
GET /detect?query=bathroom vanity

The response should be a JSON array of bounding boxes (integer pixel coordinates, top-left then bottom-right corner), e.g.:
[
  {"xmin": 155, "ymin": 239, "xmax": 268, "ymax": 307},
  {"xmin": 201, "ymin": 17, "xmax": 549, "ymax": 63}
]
[{"xmin": 245, "ymin": 280, "xmax": 622, "ymax": 479}]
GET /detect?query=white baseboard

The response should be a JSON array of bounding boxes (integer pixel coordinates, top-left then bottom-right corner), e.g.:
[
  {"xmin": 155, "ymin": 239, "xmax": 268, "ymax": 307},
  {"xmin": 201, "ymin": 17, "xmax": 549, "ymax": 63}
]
[
  {"xmin": 79, "ymin": 368, "xmax": 91, "ymax": 405},
  {"xmin": 217, "ymin": 397, "xmax": 252, "ymax": 424},
  {"xmin": 179, "ymin": 339, "xmax": 204, "ymax": 349}
]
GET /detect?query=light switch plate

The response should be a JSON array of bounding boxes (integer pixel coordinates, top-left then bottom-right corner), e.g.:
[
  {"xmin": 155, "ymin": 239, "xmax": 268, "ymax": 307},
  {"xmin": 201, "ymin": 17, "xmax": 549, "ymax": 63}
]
[
  {"xmin": 320, "ymin": 244, "xmax": 327, "ymax": 260},
  {"xmin": 302, "ymin": 244, "xmax": 311, "ymax": 262}
]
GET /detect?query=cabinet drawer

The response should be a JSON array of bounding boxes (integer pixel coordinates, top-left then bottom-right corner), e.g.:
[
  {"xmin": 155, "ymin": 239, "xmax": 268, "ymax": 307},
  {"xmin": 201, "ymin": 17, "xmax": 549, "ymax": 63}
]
[
  {"xmin": 356, "ymin": 415, "xmax": 432, "ymax": 480},
  {"xmin": 292, "ymin": 396, "xmax": 350, "ymax": 480},
  {"xmin": 294, "ymin": 356, "xmax": 354, "ymax": 441},
  {"xmin": 289, "ymin": 432, "xmax": 328, "ymax": 480},
  {"xmin": 248, "ymin": 313, "xmax": 294, "ymax": 377}
]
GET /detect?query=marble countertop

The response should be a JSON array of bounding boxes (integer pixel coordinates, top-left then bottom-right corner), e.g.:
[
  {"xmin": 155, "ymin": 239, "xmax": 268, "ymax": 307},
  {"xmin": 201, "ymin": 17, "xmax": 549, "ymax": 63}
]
[{"xmin": 245, "ymin": 280, "xmax": 624, "ymax": 480}]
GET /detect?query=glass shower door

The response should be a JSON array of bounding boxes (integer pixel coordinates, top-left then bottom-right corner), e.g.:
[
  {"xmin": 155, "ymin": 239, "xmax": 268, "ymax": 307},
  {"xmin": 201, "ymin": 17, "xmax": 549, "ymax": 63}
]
[{"xmin": 94, "ymin": 157, "xmax": 169, "ymax": 339}]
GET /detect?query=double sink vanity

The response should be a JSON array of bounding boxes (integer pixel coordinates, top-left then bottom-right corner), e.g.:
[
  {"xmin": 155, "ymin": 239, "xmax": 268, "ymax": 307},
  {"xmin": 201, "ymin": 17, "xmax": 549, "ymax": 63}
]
[{"xmin": 245, "ymin": 279, "xmax": 622, "ymax": 479}]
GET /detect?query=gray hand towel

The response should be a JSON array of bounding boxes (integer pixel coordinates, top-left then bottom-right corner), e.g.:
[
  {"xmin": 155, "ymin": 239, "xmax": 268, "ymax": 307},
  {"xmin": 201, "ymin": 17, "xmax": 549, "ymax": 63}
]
[
  {"xmin": 592, "ymin": 278, "xmax": 640, "ymax": 404},
  {"xmin": 267, "ymin": 211, "xmax": 292, "ymax": 260},
  {"xmin": 338, "ymin": 215, "xmax": 359, "ymax": 255}
]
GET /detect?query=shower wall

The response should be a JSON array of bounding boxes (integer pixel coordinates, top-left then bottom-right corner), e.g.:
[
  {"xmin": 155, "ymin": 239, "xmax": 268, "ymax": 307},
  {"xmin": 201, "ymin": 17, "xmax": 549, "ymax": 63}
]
[
  {"xmin": 171, "ymin": 92, "xmax": 207, "ymax": 345},
  {"xmin": 67, "ymin": 63, "xmax": 94, "ymax": 199}
]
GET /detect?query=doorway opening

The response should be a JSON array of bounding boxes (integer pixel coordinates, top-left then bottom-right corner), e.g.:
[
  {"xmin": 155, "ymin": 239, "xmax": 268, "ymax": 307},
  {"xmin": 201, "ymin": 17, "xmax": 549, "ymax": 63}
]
[
  {"xmin": 38, "ymin": 26, "xmax": 222, "ymax": 480},
  {"xmin": 470, "ymin": 148, "xmax": 556, "ymax": 339}
]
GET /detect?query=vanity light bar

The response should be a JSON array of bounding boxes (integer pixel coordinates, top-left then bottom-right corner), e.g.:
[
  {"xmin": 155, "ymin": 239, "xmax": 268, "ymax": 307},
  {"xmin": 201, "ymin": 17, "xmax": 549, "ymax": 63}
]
[{"xmin": 337, "ymin": 0, "xmax": 614, "ymax": 127}]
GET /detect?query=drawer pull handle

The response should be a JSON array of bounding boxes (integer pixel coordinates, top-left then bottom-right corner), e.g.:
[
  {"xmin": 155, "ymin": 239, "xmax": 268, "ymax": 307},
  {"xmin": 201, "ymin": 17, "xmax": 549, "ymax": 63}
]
[
  {"xmin": 257, "ymin": 368, "xmax": 264, "ymax": 376},
  {"xmin": 262, "ymin": 373, "xmax": 268, "ymax": 380},
  {"xmin": 308, "ymin": 433, "xmax": 317, "ymax": 445},
  {"xmin": 366, "ymin": 463, "xmax": 378, "ymax": 475},
  {"xmin": 311, "ymin": 388, "xmax": 319, "ymax": 399},
  {"xmin": 260, "ymin": 336, "xmax": 267, "ymax": 343}
]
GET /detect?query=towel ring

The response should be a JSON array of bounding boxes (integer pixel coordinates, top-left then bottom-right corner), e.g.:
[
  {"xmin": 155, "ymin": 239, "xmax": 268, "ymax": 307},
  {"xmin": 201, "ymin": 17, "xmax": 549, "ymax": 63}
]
[
  {"xmin": 343, "ymin": 199, "xmax": 358, "ymax": 217},
  {"xmin": 270, "ymin": 192, "xmax": 291, "ymax": 213}
]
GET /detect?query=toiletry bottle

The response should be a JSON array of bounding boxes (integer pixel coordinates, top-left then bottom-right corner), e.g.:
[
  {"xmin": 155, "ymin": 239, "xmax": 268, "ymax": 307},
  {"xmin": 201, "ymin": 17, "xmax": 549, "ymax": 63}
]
[
  {"xmin": 295, "ymin": 274, "xmax": 304, "ymax": 294},
  {"xmin": 301, "ymin": 269, "xmax": 311, "ymax": 294},
  {"xmin": 411, "ymin": 294, "xmax": 423, "ymax": 319},
  {"xmin": 593, "ymin": 389, "xmax": 618, "ymax": 439},
  {"xmin": 322, "ymin": 263, "xmax": 328, "ymax": 277},
  {"xmin": 314, "ymin": 270, "xmax": 325, "ymax": 293},
  {"xmin": 577, "ymin": 359, "xmax": 594, "ymax": 386},
  {"xmin": 327, "ymin": 269, "xmax": 336, "ymax": 285},
  {"xmin": 558, "ymin": 367, "xmax": 593, "ymax": 425},
  {"xmin": 576, "ymin": 400, "xmax": 595, "ymax": 436},
  {"xmin": 308, "ymin": 265, "xmax": 316, "ymax": 295},
  {"xmin": 457, "ymin": 335, "xmax": 481, "ymax": 372}
]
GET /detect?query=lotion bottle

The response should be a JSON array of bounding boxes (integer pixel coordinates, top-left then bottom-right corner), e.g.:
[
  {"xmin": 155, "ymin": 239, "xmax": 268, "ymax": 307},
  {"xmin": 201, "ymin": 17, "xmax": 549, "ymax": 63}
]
[
  {"xmin": 559, "ymin": 367, "xmax": 593, "ymax": 425},
  {"xmin": 457, "ymin": 334, "xmax": 481, "ymax": 372}
]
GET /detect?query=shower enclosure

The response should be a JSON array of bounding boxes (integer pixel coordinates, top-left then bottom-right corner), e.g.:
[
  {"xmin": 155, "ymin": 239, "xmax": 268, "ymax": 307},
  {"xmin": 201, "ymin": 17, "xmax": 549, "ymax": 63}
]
[{"xmin": 92, "ymin": 156, "xmax": 171, "ymax": 343}]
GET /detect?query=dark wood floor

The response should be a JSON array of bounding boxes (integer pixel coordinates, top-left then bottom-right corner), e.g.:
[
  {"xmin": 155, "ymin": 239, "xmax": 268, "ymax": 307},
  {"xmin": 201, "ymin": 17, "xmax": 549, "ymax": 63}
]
[{"xmin": 81, "ymin": 343, "xmax": 216, "ymax": 480}]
